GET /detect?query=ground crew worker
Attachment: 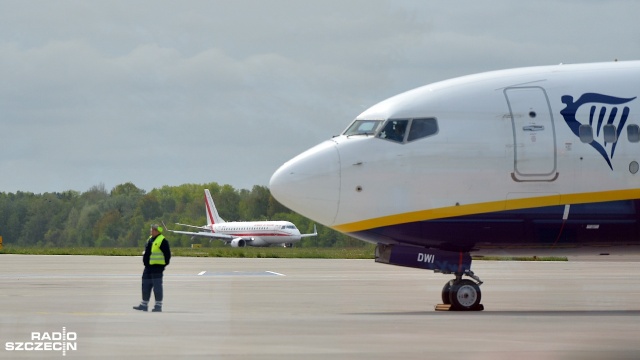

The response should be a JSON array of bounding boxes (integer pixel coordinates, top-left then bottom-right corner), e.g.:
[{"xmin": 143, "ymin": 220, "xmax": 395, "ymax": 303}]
[{"xmin": 133, "ymin": 224, "xmax": 171, "ymax": 312}]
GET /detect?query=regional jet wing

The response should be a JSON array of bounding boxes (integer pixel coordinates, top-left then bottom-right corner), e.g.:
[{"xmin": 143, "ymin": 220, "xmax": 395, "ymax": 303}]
[
  {"xmin": 300, "ymin": 224, "xmax": 318, "ymax": 238},
  {"xmin": 167, "ymin": 228, "xmax": 234, "ymax": 241},
  {"xmin": 175, "ymin": 223, "xmax": 212, "ymax": 231},
  {"xmin": 167, "ymin": 227, "xmax": 252, "ymax": 247}
]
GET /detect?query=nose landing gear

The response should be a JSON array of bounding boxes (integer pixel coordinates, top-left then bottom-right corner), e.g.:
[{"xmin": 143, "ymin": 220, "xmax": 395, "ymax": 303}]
[
  {"xmin": 375, "ymin": 244, "xmax": 484, "ymax": 311},
  {"xmin": 440, "ymin": 271, "xmax": 484, "ymax": 311}
]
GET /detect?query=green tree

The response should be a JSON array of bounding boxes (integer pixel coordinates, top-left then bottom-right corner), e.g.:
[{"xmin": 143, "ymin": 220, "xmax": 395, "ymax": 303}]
[
  {"xmin": 239, "ymin": 185, "xmax": 270, "ymax": 220},
  {"xmin": 138, "ymin": 194, "xmax": 162, "ymax": 220},
  {"xmin": 217, "ymin": 185, "xmax": 239, "ymax": 220},
  {"xmin": 0, "ymin": 181, "xmax": 363, "ymax": 249},
  {"xmin": 111, "ymin": 182, "xmax": 145, "ymax": 197}
]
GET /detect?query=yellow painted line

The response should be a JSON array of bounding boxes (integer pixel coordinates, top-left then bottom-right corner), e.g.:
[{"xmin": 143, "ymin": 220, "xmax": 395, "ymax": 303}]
[{"xmin": 334, "ymin": 188, "xmax": 640, "ymax": 233}]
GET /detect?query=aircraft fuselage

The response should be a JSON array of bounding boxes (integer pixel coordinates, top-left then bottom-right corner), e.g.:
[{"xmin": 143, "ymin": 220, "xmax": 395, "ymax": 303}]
[{"xmin": 271, "ymin": 61, "xmax": 640, "ymax": 252}]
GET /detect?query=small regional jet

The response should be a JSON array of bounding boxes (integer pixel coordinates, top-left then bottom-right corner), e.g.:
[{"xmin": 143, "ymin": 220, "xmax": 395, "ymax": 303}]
[
  {"xmin": 270, "ymin": 60, "xmax": 640, "ymax": 310},
  {"xmin": 168, "ymin": 189, "xmax": 316, "ymax": 247}
]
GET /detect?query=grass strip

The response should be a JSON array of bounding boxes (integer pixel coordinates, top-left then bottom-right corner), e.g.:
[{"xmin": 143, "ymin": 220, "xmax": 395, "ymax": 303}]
[{"xmin": 0, "ymin": 246, "xmax": 566, "ymax": 261}]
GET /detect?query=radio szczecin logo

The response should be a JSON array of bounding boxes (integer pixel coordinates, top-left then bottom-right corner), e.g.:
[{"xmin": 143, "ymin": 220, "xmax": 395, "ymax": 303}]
[{"xmin": 5, "ymin": 327, "xmax": 77, "ymax": 356}]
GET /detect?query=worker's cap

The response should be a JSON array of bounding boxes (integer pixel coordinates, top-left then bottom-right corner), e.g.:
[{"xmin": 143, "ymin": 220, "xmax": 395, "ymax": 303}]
[{"xmin": 151, "ymin": 224, "xmax": 163, "ymax": 233}]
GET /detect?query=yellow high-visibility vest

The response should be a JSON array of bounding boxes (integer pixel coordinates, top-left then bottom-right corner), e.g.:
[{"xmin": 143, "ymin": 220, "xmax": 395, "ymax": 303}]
[{"xmin": 149, "ymin": 235, "xmax": 166, "ymax": 265}]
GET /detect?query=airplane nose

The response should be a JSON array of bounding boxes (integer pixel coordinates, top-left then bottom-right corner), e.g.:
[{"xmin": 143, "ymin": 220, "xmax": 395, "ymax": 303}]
[{"xmin": 270, "ymin": 140, "xmax": 340, "ymax": 226}]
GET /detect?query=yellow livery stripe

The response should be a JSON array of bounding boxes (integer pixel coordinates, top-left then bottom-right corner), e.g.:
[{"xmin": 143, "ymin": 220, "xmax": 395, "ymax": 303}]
[{"xmin": 334, "ymin": 189, "xmax": 640, "ymax": 233}]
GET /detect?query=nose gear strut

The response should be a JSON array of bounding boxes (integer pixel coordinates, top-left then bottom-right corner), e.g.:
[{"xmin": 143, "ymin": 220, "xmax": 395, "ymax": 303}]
[{"xmin": 375, "ymin": 244, "xmax": 484, "ymax": 311}]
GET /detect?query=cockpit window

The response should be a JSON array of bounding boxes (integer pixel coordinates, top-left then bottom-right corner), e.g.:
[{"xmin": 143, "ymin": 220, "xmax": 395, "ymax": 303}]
[
  {"xmin": 378, "ymin": 118, "xmax": 438, "ymax": 143},
  {"xmin": 378, "ymin": 120, "xmax": 409, "ymax": 142},
  {"xmin": 407, "ymin": 118, "xmax": 438, "ymax": 141},
  {"xmin": 343, "ymin": 120, "xmax": 383, "ymax": 136}
]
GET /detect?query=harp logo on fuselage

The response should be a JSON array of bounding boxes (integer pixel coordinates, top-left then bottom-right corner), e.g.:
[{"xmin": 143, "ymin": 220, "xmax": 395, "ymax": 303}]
[{"xmin": 560, "ymin": 93, "xmax": 637, "ymax": 170}]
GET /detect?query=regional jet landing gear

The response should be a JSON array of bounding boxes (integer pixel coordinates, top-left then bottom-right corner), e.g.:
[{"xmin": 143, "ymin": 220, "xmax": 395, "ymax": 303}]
[{"xmin": 375, "ymin": 244, "xmax": 484, "ymax": 311}]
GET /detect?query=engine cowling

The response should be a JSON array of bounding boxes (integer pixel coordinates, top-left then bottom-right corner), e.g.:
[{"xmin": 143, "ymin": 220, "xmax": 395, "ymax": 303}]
[{"xmin": 230, "ymin": 238, "xmax": 246, "ymax": 248}]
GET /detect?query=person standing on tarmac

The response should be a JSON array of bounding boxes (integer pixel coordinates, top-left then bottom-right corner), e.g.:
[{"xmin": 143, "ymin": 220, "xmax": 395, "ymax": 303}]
[{"xmin": 133, "ymin": 224, "xmax": 171, "ymax": 312}]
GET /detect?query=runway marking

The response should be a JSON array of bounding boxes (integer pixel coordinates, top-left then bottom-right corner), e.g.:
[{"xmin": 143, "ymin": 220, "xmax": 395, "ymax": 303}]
[
  {"xmin": 266, "ymin": 271, "xmax": 286, "ymax": 276},
  {"xmin": 197, "ymin": 271, "xmax": 285, "ymax": 277}
]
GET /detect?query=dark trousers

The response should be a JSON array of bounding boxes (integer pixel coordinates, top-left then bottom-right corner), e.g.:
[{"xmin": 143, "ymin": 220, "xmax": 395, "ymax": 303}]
[{"xmin": 141, "ymin": 267, "xmax": 163, "ymax": 302}]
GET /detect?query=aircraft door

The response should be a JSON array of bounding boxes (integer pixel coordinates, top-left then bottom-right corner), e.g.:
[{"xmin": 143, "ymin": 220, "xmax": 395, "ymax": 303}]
[{"xmin": 505, "ymin": 86, "xmax": 558, "ymax": 182}]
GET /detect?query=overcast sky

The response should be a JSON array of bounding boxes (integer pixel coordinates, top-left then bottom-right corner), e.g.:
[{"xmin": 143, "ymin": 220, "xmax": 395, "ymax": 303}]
[{"xmin": 1, "ymin": 0, "xmax": 639, "ymax": 194}]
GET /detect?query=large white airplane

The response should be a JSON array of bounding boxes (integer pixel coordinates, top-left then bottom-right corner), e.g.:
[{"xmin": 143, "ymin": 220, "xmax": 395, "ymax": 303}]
[
  {"xmin": 168, "ymin": 189, "xmax": 316, "ymax": 247},
  {"xmin": 270, "ymin": 60, "xmax": 640, "ymax": 310}
]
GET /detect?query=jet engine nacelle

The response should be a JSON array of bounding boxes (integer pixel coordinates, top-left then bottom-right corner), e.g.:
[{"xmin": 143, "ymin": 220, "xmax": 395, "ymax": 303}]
[{"xmin": 230, "ymin": 238, "xmax": 246, "ymax": 248}]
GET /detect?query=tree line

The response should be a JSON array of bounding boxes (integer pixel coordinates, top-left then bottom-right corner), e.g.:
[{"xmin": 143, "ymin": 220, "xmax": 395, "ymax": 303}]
[{"xmin": 0, "ymin": 182, "xmax": 365, "ymax": 248}]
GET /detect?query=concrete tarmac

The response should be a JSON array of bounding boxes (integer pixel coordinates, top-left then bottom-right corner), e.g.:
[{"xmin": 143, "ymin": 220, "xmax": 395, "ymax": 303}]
[{"xmin": 0, "ymin": 254, "xmax": 639, "ymax": 359}]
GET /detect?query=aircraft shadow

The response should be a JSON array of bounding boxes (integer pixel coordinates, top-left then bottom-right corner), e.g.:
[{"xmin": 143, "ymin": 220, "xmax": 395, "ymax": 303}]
[{"xmin": 351, "ymin": 310, "xmax": 640, "ymax": 316}]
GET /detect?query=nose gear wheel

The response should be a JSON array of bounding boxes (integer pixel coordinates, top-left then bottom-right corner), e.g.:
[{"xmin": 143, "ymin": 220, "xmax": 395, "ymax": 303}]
[{"xmin": 448, "ymin": 279, "xmax": 482, "ymax": 310}]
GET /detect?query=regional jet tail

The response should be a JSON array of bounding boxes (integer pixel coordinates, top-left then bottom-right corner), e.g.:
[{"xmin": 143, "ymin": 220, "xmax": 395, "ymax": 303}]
[{"xmin": 168, "ymin": 189, "xmax": 316, "ymax": 247}]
